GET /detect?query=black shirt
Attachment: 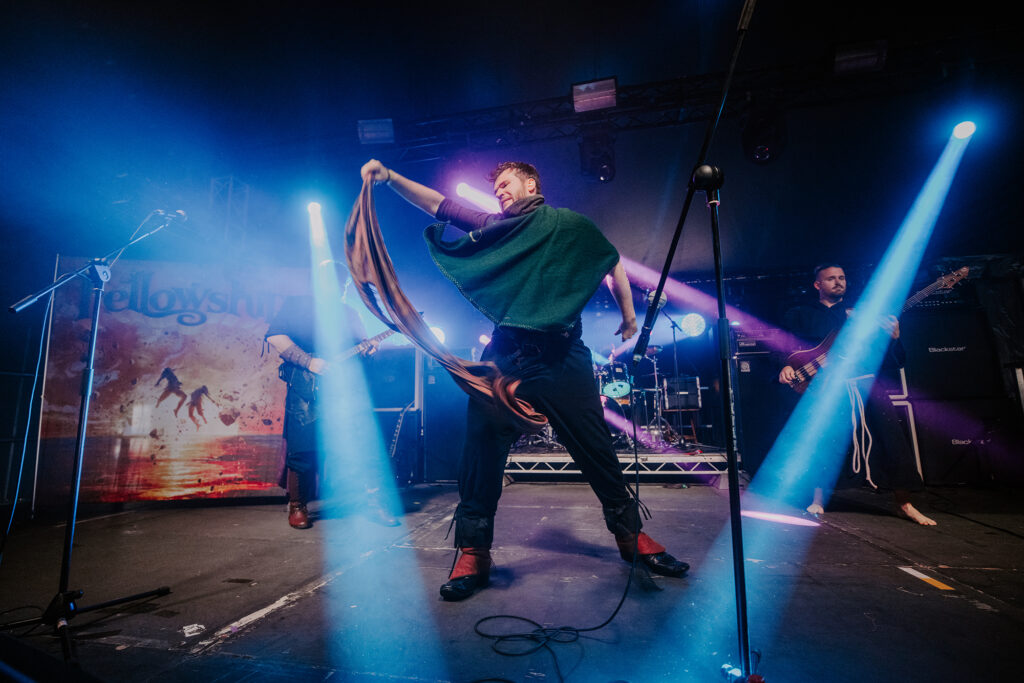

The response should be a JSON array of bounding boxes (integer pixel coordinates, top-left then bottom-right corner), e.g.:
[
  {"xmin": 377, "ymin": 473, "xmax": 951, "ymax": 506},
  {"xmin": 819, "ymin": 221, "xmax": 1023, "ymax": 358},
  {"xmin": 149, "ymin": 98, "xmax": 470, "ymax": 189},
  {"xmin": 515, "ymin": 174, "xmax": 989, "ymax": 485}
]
[{"xmin": 781, "ymin": 299, "xmax": 905, "ymax": 377}]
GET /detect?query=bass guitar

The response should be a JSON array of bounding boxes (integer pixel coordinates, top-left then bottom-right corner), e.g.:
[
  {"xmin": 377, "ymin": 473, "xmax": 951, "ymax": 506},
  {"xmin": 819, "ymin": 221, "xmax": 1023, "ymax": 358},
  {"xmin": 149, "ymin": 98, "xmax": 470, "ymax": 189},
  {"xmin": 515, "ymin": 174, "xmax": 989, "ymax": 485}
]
[{"xmin": 784, "ymin": 266, "xmax": 969, "ymax": 394}]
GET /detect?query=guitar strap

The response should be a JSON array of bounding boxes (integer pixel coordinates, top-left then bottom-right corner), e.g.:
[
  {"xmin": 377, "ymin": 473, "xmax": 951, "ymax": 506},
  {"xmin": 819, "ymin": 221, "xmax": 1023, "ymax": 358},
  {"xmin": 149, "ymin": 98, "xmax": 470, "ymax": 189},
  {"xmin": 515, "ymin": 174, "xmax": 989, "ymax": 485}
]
[{"xmin": 343, "ymin": 178, "xmax": 547, "ymax": 434}]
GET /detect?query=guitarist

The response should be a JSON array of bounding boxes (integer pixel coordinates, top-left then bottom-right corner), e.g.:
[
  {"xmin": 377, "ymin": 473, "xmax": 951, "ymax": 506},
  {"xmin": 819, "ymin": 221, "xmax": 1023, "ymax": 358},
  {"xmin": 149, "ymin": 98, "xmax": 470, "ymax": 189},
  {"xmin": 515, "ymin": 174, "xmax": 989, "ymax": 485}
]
[
  {"xmin": 778, "ymin": 264, "xmax": 936, "ymax": 526},
  {"xmin": 265, "ymin": 282, "xmax": 392, "ymax": 530}
]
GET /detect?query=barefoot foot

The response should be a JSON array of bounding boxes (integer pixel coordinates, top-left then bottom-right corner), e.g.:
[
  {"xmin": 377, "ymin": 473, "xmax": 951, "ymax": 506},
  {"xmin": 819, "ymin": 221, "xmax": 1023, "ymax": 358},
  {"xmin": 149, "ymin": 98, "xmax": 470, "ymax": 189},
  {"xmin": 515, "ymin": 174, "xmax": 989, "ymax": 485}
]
[{"xmin": 898, "ymin": 502, "xmax": 937, "ymax": 526}]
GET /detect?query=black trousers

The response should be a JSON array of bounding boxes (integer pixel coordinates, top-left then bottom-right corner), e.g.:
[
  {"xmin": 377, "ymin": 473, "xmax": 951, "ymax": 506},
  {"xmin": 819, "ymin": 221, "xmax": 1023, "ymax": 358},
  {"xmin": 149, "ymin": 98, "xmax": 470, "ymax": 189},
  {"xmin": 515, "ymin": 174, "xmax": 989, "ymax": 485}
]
[
  {"xmin": 862, "ymin": 379, "xmax": 923, "ymax": 491},
  {"xmin": 454, "ymin": 326, "xmax": 640, "ymax": 549}
]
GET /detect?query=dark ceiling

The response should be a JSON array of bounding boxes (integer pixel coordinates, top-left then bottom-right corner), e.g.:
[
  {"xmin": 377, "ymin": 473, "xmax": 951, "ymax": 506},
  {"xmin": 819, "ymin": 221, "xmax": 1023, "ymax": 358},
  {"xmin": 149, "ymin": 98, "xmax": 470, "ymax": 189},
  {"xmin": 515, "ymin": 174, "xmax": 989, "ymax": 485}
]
[{"xmin": 1, "ymin": 1, "xmax": 1021, "ymax": 297}]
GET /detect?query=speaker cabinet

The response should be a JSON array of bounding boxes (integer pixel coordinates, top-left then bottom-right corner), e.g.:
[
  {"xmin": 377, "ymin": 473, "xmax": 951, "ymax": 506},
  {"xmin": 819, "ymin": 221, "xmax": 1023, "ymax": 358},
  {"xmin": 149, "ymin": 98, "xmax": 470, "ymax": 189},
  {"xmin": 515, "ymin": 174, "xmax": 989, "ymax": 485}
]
[
  {"xmin": 733, "ymin": 352, "xmax": 794, "ymax": 476},
  {"xmin": 912, "ymin": 397, "xmax": 1021, "ymax": 485},
  {"xmin": 663, "ymin": 376, "xmax": 701, "ymax": 410},
  {"xmin": 902, "ymin": 309, "xmax": 1002, "ymax": 400},
  {"xmin": 365, "ymin": 348, "xmax": 418, "ymax": 408},
  {"xmin": 422, "ymin": 355, "xmax": 468, "ymax": 482}
]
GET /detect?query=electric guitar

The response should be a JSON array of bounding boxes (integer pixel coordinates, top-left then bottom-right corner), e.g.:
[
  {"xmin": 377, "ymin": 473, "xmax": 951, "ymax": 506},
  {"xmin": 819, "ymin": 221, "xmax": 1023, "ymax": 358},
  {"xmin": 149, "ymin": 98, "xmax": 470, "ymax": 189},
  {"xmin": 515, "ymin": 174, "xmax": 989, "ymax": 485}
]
[
  {"xmin": 784, "ymin": 266, "xmax": 969, "ymax": 394},
  {"xmin": 336, "ymin": 327, "xmax": 396, "ymax": 363},
  {"xmin": 279, "ymin": 327, "xmax": 398, "ymax": 400}
]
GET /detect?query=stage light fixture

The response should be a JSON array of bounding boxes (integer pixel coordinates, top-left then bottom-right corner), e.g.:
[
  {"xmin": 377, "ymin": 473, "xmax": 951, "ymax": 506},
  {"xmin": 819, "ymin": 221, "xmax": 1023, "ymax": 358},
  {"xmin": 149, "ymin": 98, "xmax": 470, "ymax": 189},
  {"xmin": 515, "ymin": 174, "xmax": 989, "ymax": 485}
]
[
  {"xmin": 478, "ymin": 334, "xmax": 491, "ymax": 345},
  {"xmin": 579, "ymin": 127, "xmax": 616, "ymax": 182},
  {"xmin": 456, "ymin": 182, "xmax": 500, "ymax": 213},
  {"xmin": 430, "ymin": 326, "xmax": 446, "ymax": 344},
  {"xmin": 741, "ymin": 101, "xmax": 786, "ymax": 164},
  {"xmin": 953, "ymin": 121, "xmax": 976, "ymax": 139},
  {"xmin": 679, "ymin": 313, "xmax": 706, "ymax": 337},
  {"xmin": 834, "ymin": 41, "xmax": 888, "ymax": 75},
  {"xmin": 357, "ymin": 118, "xmax": 395, "ymax": 145},
  {"xmin": 307, "ymin": 202, "xmax": 326, "ymax": 247},
  {"xmin": 572, "ymin": 77, "xmax": 617, "ymax": 113}
]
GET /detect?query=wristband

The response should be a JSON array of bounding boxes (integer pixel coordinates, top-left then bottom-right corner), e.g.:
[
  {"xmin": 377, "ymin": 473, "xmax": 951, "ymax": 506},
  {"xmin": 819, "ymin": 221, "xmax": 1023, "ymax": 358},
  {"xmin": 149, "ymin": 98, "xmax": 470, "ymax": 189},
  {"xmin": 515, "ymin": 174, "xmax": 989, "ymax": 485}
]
[
  {"xmin": 280, "ymin": 343, "xmax": 313, "ymax": 369},
  {"xmin": 385, "ymin": 168, "xmax": 393, "ymax": 185}
]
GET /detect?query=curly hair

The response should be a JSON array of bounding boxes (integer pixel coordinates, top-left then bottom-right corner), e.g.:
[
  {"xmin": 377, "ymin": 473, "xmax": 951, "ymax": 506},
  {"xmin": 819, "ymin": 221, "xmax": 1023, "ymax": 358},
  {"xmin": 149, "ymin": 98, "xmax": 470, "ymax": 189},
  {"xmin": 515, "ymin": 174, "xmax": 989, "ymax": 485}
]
[{"xmin": 487, "ymin": 161, "xmax": 542, "ymax": 194}]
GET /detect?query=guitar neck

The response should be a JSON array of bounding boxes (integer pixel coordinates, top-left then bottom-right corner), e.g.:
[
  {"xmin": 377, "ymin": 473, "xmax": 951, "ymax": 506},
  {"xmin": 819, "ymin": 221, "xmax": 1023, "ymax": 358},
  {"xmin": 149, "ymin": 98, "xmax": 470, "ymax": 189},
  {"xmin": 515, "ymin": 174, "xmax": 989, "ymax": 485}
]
[
  {"xmin": 901, "ymin": 281, "xmax": 942, "ymax": 312},
  {"xmin": 901, "ymin": 267, "xmax": 968, "ymax": 313},
  {"xmin": 335, "ymin": 328, "xmax": 396, "ymax": 363}
]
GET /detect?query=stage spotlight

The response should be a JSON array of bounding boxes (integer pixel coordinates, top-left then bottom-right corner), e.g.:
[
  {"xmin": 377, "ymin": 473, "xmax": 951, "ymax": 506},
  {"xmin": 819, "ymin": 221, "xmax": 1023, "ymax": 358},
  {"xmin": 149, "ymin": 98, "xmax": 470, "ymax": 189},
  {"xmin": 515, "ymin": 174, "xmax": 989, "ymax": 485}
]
[
  {"xmin": 579, "ymin": 127, "xmax": 615, "ymax": 182},
  {"xmin": 953, "ymin": 121, "xmax": 976, "ymax": 139},
  {"xmin": 357, "ymin": 118, "xmax": 395, "ymax": 145},
  {"xmin": 430, "ymin": 326, "xmax": 446, "ymax": 344},
  {"xmin": 478, "ymin": 334, "xmax": 491, "ymax": 345},
  {"xmin": 679, "ymin": 312, "xmax": 706, "ymax": 337},
  {"xmin": 456, "ymin": 182, "xmax": 501, "ymax": 213},
  {"xmin": 307, "ymin": 202, "xmax": 326, "ymax": 247},
  {"xmin": 740, "ymin": 101, "xmax": 786, "ymax": 164},
  {"xmin": 572, "ymin": 77, "xmax": 617, "ymax": 113}
]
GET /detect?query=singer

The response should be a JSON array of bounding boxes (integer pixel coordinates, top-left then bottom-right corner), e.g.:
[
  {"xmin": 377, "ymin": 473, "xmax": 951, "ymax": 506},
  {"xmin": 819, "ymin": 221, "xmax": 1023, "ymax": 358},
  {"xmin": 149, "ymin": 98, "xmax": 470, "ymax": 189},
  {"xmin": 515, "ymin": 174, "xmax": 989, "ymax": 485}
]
[{"xmin": 360, "ymin": 159, "xmax": 690, "ymax": 601}]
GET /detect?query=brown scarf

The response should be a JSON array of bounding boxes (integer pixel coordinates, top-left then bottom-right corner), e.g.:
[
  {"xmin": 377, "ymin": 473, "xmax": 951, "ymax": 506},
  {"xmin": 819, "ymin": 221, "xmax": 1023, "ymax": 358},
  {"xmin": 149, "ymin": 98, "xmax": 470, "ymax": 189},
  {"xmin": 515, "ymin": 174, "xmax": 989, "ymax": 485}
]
[{"xmin": 343, "ymin": 178, "xmax": 547, "ymax": 433}]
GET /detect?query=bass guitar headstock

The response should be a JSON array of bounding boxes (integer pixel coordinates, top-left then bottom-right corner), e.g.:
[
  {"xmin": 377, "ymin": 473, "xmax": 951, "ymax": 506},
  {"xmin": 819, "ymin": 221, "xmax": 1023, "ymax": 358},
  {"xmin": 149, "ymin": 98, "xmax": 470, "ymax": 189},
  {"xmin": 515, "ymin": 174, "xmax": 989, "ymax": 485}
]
[{"xmin": 938, "ymin": 266, "xmax": 969, "ymax": 289}]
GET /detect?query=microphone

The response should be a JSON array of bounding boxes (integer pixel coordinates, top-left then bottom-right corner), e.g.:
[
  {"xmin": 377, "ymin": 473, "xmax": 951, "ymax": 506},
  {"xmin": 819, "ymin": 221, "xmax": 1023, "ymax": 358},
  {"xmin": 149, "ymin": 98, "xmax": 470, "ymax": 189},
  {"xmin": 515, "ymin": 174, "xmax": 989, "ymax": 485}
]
[
  {"xmin": 632, "ymin": 290, "xmax": 668, "ymax": 366},
  {"xmin": 155, "ymin": 209, "xmax": 188, "ymax": 222},
  {"xmin": 647, "ymin": 289, "xmax": 667, "ymax": 310}
]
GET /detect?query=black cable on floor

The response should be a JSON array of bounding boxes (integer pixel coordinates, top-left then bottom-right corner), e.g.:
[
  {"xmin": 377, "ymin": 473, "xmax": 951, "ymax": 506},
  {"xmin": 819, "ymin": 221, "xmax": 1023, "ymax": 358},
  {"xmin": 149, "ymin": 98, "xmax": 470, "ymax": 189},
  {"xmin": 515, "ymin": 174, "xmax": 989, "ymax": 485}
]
[{"xmin": 471, "ymin": 388, "xmax": 651, "ymax": 683}]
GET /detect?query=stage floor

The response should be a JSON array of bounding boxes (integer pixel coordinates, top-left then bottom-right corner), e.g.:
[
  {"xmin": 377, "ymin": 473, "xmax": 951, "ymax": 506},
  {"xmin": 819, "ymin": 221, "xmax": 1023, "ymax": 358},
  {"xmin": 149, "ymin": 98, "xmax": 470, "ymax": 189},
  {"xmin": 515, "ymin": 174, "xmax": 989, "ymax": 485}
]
[{"xmin": 1, "ymin": 481, "xmax": 1021, "ymax": 682}]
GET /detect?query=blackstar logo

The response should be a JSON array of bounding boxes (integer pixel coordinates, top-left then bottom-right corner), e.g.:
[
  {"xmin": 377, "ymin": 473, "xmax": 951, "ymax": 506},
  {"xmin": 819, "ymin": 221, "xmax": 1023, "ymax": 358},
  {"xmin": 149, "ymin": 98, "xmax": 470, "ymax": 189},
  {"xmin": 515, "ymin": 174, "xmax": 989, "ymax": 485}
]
[{"xmin": 928, "ymin": 346, "xmax": 967, "ymax": 353}]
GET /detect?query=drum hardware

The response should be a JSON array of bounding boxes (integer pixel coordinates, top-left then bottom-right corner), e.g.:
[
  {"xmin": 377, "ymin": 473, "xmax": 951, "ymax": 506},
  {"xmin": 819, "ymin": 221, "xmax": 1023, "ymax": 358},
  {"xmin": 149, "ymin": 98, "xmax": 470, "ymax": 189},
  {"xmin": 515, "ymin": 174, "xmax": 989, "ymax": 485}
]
[
  {"xmin": 516, "ymin": 422, "xmax": 562, "ymax": 450},
  {"xmin": 598, "ymin": 361, "xmax": 632, "ymax": 399}
]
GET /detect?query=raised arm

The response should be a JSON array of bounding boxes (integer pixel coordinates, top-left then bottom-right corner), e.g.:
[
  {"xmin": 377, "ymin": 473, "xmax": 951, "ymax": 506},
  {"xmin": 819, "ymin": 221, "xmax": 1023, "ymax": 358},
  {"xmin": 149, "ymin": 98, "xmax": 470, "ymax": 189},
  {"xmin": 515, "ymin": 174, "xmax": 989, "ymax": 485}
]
[
  {"xmin": 361, "ymin": 159, "xmax": 445, "ymax": 218},
  {"xmin": 607, "ymin": 260, "xmax": 637, "ymax": 341}
]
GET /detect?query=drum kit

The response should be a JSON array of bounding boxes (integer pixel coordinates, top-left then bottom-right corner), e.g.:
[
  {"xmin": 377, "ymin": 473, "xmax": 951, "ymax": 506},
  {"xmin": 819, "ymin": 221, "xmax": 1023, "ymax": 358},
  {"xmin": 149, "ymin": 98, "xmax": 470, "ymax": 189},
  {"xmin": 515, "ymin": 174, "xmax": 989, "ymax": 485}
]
[
  {"xmin": 595, "ymin": 346, "xmax": 691, "ymax": 449},
  {"xmin": 511, "ymin": 347, "xmax": 702, "ymax": 452}
]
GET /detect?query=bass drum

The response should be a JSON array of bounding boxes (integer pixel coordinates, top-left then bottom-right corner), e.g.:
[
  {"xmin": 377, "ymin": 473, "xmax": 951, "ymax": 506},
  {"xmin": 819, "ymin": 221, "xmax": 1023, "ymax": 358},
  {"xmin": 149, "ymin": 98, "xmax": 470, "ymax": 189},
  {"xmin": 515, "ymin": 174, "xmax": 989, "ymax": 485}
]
[{"xmin": 598, "ymin": 362, "xmax": 631, "ymax": 399}]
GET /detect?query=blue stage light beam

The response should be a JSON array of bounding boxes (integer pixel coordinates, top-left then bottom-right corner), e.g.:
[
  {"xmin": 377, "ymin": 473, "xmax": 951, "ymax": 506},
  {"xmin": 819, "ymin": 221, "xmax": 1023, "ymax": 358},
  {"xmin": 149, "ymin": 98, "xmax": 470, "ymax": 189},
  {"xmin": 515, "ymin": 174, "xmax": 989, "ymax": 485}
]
[
  {"xmin": 642, "ymin": 123, "xmax": 976, "ymax": 680},
  {"xmin": 456, "ymin": 181, "xmax": 501, "ymax": 213},
  {"xmin": 754, "ymin": 122, "xmax": 975, "ymax": 506},
  {"xmin": 304, "ymin": 202, "xmax": 448, "ymax": 680}
]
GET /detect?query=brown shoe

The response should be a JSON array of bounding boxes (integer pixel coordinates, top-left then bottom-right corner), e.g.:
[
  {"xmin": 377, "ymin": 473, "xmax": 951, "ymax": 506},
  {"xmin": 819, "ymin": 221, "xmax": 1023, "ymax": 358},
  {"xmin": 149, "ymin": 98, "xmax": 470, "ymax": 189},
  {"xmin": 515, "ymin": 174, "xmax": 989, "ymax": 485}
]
[{"xmin": 288, "ymin": 501, "xmax": 311, "ymax": 529}]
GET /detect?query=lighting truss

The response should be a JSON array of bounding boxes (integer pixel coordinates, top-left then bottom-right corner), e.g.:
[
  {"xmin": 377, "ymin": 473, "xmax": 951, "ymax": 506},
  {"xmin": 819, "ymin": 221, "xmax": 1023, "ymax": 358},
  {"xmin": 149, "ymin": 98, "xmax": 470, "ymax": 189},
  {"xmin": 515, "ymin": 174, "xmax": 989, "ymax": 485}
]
[{"xmin": 372, "ymin": 37, "xmax": 990, "ymax": 163}]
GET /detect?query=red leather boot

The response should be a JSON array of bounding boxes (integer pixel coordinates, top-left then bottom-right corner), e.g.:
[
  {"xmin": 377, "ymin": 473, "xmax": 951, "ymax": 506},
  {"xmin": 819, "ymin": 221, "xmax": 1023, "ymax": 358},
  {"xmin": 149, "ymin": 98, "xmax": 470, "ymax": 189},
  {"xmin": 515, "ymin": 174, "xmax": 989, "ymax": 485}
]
[{"xmin": 439, "ymin": 548, "xmax": 492, "ymax": 601}]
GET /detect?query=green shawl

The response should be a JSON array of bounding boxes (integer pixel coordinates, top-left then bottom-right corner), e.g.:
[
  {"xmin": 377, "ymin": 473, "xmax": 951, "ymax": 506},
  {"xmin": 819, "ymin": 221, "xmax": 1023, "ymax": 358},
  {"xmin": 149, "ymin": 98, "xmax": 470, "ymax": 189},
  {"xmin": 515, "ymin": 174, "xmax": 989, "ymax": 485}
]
[{"xmin": 424, "ymin": 203, "xmax": 619, "ymax": 331}]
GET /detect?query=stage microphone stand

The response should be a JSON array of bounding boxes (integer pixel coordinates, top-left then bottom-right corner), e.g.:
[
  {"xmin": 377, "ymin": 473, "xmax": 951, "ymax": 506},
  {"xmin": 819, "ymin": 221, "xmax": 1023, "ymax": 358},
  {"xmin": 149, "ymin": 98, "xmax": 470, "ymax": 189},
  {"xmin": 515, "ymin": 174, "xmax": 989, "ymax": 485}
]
[
  {"xmin": 629, "ymin": 0, "xmax": 759, "ymax": 678},
  {"xmin": 4, "ymin": 216, "xmax": 178, "ymax": 664}
]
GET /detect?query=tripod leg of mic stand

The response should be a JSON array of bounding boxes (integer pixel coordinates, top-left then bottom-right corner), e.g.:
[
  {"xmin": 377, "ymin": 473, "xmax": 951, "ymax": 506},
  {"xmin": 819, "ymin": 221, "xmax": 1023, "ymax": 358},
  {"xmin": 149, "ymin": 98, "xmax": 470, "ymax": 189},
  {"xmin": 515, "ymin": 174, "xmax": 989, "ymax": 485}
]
[{"xmin": 75, "ymin": 586, "xmax": 172, "ymax": 617}]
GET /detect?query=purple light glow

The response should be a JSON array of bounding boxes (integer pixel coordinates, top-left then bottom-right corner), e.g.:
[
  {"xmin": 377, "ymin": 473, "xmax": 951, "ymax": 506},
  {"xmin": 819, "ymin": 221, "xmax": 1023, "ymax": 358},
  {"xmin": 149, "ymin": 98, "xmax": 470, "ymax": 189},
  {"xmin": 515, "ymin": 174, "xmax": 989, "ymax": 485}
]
[
  {"xmin": 619, "ymin": 256, "xmax": 803, "ymax": 354},
  {"xmin": 602, "ymin": 407, "xmax": 659, "ymax": 448},
  {"xmin": 741, "ymin": 510, "xmax": 820, "ymax": 527}
]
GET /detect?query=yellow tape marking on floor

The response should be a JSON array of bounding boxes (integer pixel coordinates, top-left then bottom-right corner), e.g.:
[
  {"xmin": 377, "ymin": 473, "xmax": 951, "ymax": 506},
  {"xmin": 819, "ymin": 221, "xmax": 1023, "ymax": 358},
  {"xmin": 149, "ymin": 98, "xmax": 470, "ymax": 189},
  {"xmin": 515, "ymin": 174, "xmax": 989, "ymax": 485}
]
[{"xmin": 898, "ymin": 566, "xmax": 955, "ymax": 591}]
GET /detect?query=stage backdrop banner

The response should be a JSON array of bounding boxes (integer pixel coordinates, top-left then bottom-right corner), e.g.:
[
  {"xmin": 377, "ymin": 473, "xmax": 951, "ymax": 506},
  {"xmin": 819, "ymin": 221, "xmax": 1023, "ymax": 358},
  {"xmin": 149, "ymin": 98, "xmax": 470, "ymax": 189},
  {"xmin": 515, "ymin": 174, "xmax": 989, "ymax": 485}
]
[{"xmin": 36, "ymin": 256, "xmax": 309, "ymax": 504}]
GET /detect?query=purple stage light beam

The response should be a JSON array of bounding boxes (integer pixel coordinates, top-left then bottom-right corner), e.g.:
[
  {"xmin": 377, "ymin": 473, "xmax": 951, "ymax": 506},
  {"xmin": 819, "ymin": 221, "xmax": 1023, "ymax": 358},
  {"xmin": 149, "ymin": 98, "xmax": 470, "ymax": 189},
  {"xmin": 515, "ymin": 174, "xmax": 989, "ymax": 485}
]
[
  {"xmin": 619, "ymin": 256, "xmax": 804, "ymax": 354},
  {"xmin": 456, "ymin": 182, "xmax": 500, "ymax": 213}
]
